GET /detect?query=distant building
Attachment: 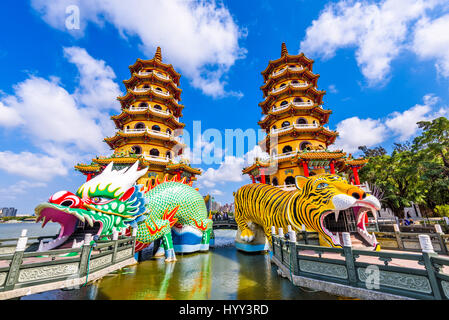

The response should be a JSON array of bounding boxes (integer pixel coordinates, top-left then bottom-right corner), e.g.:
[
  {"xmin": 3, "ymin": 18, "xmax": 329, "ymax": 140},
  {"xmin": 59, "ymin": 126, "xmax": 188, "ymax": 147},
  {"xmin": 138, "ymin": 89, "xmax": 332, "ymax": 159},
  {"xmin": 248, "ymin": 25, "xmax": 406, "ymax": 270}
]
[{"xmin": 0, "ymin": 207, "xmax": 18, "ymax": 217}]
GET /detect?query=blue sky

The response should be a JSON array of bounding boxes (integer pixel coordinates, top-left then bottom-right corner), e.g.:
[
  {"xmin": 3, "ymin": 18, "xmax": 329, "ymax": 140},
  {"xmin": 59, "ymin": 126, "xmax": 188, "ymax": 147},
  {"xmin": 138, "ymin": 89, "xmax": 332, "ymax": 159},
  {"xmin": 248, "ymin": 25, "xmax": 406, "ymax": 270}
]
[{"xmin": 1, "ymin": 0, "xmax": 449, "ymax": 214}]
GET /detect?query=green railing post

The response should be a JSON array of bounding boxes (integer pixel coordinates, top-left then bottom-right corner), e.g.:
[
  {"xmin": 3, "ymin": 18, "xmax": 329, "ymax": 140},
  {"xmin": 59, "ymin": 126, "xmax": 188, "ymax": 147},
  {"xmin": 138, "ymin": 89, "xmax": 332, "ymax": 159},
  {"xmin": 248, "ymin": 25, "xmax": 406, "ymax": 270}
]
[
  {"xmin": 419, "ymin": 234, "xmax": 442, "ymax": 299},
  {"xmin": 4, "ymin": 229, "xmax": 27, "ymax": 291},
  {"xmin": 393, "ymin": 224, "xmax": 404, "ymax": 250},
  {"xmin": 434, "ymin": 224, "xmax": 448, "ymax": 255},
  {"xmin": 131, "ymin": 227, "xmax": 138, "ymax": 257},
  {"xmin": 342, "ymin": 232, "xmax": 357, "ymax": 286},
  {"xmin": 271, "ymin": 226, "xmax": 276, "ymax": 257},
  {"xmin": 79, "ymin": 234, "xmax": 93, "ymax": 278},
  {"xmin": 302, "ymin": 224, "xmax": 309, "ymax": 244},
  {"xmin": 111, "ymin": 230, "xmax": 119, "ymax": 264},
  {"xmin": 288, "ymin": 226, "xmax": 299, "ymax": 274},
  {"xmin": 278, "ymin": 228, "xmax": 284, "ymax": 264}
]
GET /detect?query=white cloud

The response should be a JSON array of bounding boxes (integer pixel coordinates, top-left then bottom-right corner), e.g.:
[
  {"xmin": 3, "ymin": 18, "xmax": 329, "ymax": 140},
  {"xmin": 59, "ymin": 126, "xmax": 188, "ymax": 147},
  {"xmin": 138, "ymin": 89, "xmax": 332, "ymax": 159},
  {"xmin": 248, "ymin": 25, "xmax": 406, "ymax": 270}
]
[
  {"xmin": 334, "ymin": 94, "xmax": 448, "ymax": 152},
  {"xmin": 300, "ymin": 0, "xmax": 444, "ymax": 85},
  {"xmin": 63, "ymin": 47, "xmax": 121, "ymax": 112},
  {"xmin": 385, "ymin": 94, "xmax": 448, "ymax": 141},
  {"xmin": 1, "ymin": 76, "xmax": 106, "ymax": 152},
  {"xmin": 328, "ymin": 84, "xmax": 338, "ymax": 94},
  {"xmin": 0, "ymin": 101, "xmax": 22, "ymax": 127},
  {"xmin": 413, "ymin": 14, "xmax": 449, "ymax": 77},
  {"xmin": 31, "ymin": 0, "xmax": 246, "ymax": 98},
  {"xmin": 0, "ymin": 151, "xmax": 68, "ymax": 181},
  {"xmin": 333, "ymin": 117, "xmax": 387, "ymax": 153},
  {"xmin": 196, "ymin": 145, "xmax": 268, "ymax": 188},
  {"xmin": 0, "ymin": 47, "xmax": 119, "ymax": 181},
  {"xmin": 0, "ymin": 180, "xmax": 47, "ymax": 200},
  {"xmin": 210, "ymin": 189, "xmax": 223, "ymax": 196}
]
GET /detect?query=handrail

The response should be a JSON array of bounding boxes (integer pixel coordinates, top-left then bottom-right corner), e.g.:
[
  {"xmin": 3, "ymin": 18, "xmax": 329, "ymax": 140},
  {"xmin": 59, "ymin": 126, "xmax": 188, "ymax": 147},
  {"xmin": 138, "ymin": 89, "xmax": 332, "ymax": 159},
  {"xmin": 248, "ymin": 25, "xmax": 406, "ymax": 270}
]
[{"xmin": 270, "ymin": 231, "xmax": 449, "ymax": 300}]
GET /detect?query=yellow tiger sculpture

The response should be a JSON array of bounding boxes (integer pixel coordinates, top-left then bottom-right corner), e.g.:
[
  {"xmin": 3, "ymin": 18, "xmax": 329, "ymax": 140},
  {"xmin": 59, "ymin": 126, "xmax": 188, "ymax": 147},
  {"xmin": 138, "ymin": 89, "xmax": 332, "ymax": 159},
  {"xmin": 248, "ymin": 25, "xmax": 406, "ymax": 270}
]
[{"xmin": 234, "ymin": 174, "xmax": 381, "ymax": 248}]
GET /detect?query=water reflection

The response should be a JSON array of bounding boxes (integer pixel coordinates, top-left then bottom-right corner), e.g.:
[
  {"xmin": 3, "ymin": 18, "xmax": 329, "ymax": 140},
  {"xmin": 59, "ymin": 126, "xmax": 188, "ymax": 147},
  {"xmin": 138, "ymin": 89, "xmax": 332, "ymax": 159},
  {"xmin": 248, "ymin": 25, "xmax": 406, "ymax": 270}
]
[{"xmin": 23, "ymin": 230, "xmax": 338, "ymax": 300}]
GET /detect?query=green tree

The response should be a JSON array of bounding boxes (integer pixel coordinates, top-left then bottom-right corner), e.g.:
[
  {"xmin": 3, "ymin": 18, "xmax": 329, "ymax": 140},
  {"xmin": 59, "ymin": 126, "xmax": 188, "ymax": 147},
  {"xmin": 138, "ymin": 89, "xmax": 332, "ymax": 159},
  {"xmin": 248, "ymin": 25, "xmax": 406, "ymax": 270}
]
[
  {"xmin": 358, "ymin": 144, "xmax": 424, "ymax": 217},
  {"xmin": 412, "ymin": 117, "xmax": 449, "ymax": 209}
]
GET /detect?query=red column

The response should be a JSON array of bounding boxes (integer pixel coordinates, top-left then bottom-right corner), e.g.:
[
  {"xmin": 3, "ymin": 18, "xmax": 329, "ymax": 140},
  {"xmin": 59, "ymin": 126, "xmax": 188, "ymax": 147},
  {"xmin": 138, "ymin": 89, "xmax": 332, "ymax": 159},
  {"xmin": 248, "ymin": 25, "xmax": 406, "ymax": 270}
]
[
  {"xmin": 251, "ymin": 175, "xmax": 255, "ymax": 183},
  {"xmin": 302, "ymin": 161, "xmax": 309, "ymax": 177},
  {"xmin": 86, "ymin": 173, "xmax": 92, "ymax": 182},
  {"xmin": 260, "ymin": 169, "xmax": 266, "ymax": 184},
  {"xmin": 352, "ymin": 166, "xmax": 360, "ymax": 185},
  {"xmin": 329, "ymin": 161, "xmax": 335, "ymax": 174},
  {"xmin": 176, "ymin": 170, "xmax": 181, "ymax": 180}
]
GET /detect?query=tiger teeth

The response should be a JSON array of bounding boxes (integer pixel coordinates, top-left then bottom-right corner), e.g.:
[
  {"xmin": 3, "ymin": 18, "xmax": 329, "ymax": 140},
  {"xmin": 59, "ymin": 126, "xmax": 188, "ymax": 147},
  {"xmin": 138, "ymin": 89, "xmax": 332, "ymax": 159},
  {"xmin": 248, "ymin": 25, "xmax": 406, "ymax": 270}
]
[{"xmin": 335, "ymin": 211, "xmax": 340, "ymax": 222}]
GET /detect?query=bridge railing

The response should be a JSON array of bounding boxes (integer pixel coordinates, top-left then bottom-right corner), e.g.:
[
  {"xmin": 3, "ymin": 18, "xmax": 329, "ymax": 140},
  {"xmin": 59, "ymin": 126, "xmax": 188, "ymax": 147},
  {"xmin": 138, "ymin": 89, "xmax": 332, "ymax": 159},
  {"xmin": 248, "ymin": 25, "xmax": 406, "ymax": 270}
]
[
  {"xmin": 373, "ymin": 224, "xmax": 449, "ymax": 255},
  {"xmin": 271, "ymin": 227, "xmax": 449, "ymax": 300},
  {"xmin": 0, "ymin": 229, "xmax": 137, "ymax": 299}
]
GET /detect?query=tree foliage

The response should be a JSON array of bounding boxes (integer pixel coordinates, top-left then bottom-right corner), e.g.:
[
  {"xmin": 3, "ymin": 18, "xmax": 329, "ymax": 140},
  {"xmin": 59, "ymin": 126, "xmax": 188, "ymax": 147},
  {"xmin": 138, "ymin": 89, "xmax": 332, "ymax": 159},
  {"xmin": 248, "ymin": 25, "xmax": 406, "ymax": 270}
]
[{"xmin": 358, "ymin": 117, "xmax": 449, "ymax": 217}]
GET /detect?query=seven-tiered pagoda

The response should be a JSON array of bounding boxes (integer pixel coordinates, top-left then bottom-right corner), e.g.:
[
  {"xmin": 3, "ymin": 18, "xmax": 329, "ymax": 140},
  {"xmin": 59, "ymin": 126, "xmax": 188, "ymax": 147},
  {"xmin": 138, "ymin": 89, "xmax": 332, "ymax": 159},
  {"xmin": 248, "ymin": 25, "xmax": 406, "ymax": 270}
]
[
  {"xmin": 75, "ymin": 47, "xmax": 201, "ymax": 188},
  {"xmin": 242, "ymin": 43, "xmax": 368, "ymax": 188}
]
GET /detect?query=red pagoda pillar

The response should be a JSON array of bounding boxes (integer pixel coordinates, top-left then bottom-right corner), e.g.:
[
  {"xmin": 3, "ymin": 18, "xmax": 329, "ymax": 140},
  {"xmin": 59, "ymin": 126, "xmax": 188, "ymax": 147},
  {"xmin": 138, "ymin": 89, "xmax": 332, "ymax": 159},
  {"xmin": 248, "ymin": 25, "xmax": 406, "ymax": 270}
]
[
  {"xmin": 352, "ymin": 166, "xmax": 360, "ymax": 185},
  {"xmin": 329, "ymin": 161, "xmax": 335, "ymax": 174},
  {"xmin": 260, "ymin": 169, "xmax": 266, "ymax": 184},
  {"xmin": 251, "ymin": 175, "xmax": 255, "ymax": 183},
  {"xmin": 302, "ymin": 161, "xmax": 309, "ymax": 177}
]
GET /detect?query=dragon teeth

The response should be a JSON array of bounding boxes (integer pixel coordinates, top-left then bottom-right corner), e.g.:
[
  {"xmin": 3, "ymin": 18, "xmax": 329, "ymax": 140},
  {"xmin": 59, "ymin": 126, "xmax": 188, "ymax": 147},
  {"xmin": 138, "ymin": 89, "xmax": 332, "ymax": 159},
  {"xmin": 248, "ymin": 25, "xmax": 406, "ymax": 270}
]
[
  {"xmin": 84, "ymin": 215, "xmax": 94, "ymax": 227},
  {"xmin": 74, "ymin": 212, "xmax": 85, "ymax": 222}
]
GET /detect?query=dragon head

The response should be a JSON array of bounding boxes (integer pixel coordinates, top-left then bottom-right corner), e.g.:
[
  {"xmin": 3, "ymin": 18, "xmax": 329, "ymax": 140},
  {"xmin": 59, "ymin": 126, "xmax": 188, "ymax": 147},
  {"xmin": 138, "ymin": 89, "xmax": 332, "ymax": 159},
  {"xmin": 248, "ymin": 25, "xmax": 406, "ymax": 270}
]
[
  {"xmin": 35, "ymin": 162, "xmax": 148, "ymax": 250},
  {"xmin": 292, "ymin": 174, "xmax": 381, "ymax": 247}
]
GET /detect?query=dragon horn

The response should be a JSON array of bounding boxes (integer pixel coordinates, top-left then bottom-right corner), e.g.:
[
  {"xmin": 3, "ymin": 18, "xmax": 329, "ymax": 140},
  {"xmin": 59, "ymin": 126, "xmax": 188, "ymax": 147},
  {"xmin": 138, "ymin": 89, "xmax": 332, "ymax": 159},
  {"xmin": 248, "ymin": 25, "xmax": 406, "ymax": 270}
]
[{"xmin": 103, "ymin": 162, "xmax": 114, "ymax": 174}]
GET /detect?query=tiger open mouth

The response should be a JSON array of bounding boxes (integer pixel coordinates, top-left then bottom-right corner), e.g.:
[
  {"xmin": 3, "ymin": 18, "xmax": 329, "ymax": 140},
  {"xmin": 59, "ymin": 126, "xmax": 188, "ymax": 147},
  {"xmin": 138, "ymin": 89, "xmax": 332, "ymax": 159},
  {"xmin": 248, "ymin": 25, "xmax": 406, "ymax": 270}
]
[
  {"xmin": 319, "ymin": 196, "xmax": 380, "ymax": 247},
  {"xmin": 35, "ymin": 203, "xmax": 104, "ymax": 251}
]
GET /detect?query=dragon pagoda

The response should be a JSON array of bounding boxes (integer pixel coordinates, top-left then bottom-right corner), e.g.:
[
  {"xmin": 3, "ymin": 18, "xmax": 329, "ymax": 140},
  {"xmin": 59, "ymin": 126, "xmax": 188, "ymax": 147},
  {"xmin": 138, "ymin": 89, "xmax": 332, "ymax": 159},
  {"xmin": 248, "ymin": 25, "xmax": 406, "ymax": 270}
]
[{"xmin": 75, "ymin": 47, "xmax": 201, "ymax": 187}]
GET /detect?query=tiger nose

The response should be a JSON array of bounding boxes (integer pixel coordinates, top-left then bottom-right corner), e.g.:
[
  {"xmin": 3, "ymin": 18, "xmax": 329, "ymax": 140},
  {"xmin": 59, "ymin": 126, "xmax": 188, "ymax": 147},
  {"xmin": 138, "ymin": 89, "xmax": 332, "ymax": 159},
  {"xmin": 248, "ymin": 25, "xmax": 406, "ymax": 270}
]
[{"xmin": 351, "ymin": 191, "xmax": 366, "ymax": 200}]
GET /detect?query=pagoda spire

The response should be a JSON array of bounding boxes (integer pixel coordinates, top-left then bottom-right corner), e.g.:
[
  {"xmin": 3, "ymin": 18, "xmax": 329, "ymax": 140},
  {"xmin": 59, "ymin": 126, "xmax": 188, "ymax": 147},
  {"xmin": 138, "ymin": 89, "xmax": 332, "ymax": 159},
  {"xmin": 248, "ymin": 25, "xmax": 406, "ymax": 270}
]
[
  {"xmin": 281, "ymin": 42, "xmax": 288, "ymax": 57},
  {"xmin": 154, "ymin": 46, "xmax": 162, "ymax": 62}
]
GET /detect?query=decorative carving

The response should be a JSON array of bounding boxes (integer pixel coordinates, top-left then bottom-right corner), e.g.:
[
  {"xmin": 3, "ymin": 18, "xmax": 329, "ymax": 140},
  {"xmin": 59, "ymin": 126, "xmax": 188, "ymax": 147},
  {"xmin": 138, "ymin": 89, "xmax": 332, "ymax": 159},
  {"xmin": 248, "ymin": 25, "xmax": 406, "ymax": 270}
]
[
  {"xmin": 0, "ymin": 272, "xmax": 6, "ymax": 286},
  {"xmin": 357, "ymin": 267, "xmax": 432, "ymax": 294},
  {"xmin": 116, "ymin": 248, "xmax": 133, "ymax": 261},
  {"xmin": 441, "ymin": 281, "xmax": 449, "ymax": 299},
  {"xmin": 90, "ymin": 255, "xmax": 112, "ymax": 270},
  {"xmin": 18, "ymin": 263, "xmax": 79, "ymax": 283},
  {"xmin": 299, "ymin": 260, "xmax": 348, "ymax": 279}
]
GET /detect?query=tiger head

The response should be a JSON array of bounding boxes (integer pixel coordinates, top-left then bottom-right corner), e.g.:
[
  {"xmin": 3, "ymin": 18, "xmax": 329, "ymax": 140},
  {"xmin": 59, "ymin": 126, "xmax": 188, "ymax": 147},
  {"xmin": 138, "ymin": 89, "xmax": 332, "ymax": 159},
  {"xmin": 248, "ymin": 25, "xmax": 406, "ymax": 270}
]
[{"xmin": 291, "ymin": 174, "xmax": 380, "ymax": 247}]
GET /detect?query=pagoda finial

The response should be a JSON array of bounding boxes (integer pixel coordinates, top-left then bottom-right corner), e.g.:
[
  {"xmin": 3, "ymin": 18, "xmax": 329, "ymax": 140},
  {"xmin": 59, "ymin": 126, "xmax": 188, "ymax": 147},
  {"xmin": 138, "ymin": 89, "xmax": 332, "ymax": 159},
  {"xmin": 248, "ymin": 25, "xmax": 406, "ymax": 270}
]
[
  {"xmin": 281, "ymin": 42, "xmax": 288, "ymax": 57},
  {"xmin": 154, "ymin": 46, "xmax": 162, "ymax": 62}
]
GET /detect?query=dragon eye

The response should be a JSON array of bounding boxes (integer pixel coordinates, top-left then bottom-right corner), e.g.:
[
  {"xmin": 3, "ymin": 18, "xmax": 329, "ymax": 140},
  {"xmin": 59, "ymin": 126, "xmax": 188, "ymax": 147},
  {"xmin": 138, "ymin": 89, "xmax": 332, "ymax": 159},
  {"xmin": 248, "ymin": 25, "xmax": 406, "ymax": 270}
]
[
  {"xmin": 317, "ymin": 183, "xmax": 329, "ymax": 189},
  {"xmin": 91, "ymin": 197, "xmax": 113, "ymax": 205}
]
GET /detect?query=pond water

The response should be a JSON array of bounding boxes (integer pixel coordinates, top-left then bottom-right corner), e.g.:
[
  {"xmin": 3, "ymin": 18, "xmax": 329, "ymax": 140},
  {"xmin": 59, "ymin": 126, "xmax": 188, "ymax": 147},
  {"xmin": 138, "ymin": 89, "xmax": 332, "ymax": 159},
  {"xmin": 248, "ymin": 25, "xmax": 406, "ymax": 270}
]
[{"xmin": 2, "ymin": 225, "xmax": 339, "ymax": 300}]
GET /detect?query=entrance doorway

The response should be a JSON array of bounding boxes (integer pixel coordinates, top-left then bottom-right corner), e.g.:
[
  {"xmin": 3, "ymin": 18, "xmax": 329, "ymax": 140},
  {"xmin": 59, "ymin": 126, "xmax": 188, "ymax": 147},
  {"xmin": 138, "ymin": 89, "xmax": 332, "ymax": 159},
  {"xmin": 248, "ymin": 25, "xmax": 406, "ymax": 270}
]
[{"xmin": 323, "ymin": 209, "xmax": 357, "ymax": 233}]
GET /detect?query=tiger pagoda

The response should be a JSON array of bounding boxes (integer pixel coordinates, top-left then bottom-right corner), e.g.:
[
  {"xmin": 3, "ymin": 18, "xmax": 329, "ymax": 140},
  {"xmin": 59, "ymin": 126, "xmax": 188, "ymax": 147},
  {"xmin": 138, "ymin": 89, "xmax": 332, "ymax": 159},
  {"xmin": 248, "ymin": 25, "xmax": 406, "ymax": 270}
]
[
  {"xmin": 242, "ymin": 43, "xmax": 368, "ymax": 188},
  {"xmin": 75, "ymin": 47, "xmax": 201, "ymax": 188}
]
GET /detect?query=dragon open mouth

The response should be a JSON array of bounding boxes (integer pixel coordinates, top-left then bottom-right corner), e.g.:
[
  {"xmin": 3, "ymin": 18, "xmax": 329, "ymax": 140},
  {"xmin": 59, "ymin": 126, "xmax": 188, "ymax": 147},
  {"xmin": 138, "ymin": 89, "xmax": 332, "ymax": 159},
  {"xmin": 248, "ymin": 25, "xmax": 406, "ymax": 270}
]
[
  {"xmin": 35, "ymin": 203, "xmax": 104, "ymax": 251},
  {"xmin": 319, "ymin": 199, "xmax": 379, "ymax": 247}
]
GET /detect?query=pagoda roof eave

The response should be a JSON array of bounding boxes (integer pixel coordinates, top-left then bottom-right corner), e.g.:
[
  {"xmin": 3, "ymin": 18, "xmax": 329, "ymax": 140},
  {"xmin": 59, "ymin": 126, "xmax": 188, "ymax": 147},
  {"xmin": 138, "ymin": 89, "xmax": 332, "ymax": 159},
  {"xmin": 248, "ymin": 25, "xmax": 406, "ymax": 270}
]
[
  {"xmin": 74, "ymin": 163, "xmax": 102, "ymax": 173},
  {"xmin": 165, "ymin": 163, "xmax": 202, "ymax": 175},
  {"xmin": 104, "ymin": 132, "xmax": 186, "ymax": 149},
  {"xmin": 117, "ymin": 91, "xmax": 184, "ymax": 115},
  {"xmin": 259, "ymin": 86, "xmax": 326, "ymax": 111},
  {"xmin": 129, "ymin": 58, "xmax": 181, "ymax": 84},
  {"xmin": 260, "ymin": 68, "xmax": 320, "ymax": 93},
  {"xmin": 242, "ymin": 160, "xmax": 272, "ymax": 174},
  {"xmin": 261, "ymin": 53, "xmax": 314, "ymax": 80},
  {"xmin": 110, "ymin": 110, "xmax": 186, "ymax": 129},
  {"xmin": 257, "ymin": 105, "xmax": 332, "ymax": 127},
  {"xmin": 123, "ymin": 73, "xmax": 182, "ymax": 100}
]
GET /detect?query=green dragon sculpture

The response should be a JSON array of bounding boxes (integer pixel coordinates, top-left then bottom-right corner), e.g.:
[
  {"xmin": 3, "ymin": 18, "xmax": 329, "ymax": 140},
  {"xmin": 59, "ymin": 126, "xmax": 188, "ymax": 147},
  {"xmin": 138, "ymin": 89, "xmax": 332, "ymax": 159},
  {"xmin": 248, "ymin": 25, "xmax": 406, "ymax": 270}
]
[{"xmin": 34, "ymin": 162, "xmax": 212, "ymax": 261}]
